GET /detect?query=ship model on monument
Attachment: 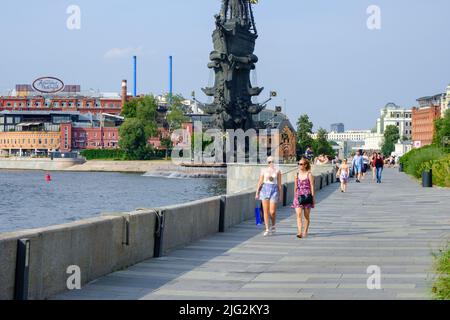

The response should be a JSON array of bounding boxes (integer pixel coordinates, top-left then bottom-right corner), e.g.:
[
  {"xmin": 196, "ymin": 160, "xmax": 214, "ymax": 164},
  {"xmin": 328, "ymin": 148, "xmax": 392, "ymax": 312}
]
[{"xmin": 201, "ymin": 0, "xmax": 266, "ymax": 131}]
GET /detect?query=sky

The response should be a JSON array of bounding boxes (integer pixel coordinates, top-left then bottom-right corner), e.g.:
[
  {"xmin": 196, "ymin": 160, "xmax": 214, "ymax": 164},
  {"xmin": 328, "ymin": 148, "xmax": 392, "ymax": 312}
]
[{"xmin": 0, "ymin": 0, "xmax": 449, "ymax": 131}]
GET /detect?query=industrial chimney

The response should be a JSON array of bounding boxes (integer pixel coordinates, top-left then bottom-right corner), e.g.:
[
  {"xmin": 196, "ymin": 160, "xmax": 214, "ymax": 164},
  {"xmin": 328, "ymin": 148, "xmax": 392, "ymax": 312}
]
[{"xmin": 121, "ymin": 80, "xmax": 128, "ymax": 107}]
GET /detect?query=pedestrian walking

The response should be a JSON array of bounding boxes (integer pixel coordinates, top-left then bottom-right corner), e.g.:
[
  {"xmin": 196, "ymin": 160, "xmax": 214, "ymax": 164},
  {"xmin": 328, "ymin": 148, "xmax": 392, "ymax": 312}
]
[
  {"xmin": 292, "ymin": 157, "xmax": 315, "ymax": 239},
  {"xmin": 337, "ymin": 159, "xmax": 350, "ymax": 192},
  {"xmin": 255, "ymin": 156, "xmax": 282, "ymax": 237},
  {"xmin": 352, "ymin": 150, "xmax": 364, "ymax": 183},
  {"xmin": 375, "ymin": 153, "xmax": 385, "ymax": 183},
  {"xmin": 362, "ymin": 152, "xmax": 370, "ymax": 180},
  {"xmin": 371, "ymin": 153, "xmax": 377, "ymax": 182}
]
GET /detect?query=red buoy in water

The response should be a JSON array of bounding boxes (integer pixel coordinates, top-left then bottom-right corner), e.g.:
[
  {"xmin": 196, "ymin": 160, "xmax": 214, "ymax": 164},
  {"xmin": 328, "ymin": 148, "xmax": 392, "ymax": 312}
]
[{"xmin": 45, "ymin": 174, "xmax": 52, "ymax": 182}]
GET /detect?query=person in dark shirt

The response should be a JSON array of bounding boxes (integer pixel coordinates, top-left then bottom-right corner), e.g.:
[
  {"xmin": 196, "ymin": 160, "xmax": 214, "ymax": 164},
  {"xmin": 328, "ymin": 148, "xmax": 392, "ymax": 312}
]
[
  {"xmin": 375, "ymin": 153, "xmax": 385, "ymax": 184},
  {"xmin": 304, "ymin": 146, "xmax": 314, "ymax": 161}
]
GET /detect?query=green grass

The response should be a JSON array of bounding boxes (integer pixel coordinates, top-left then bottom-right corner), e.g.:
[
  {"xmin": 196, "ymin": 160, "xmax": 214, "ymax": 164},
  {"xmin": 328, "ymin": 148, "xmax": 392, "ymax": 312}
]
[{"xmin": 432, "ymin": 244, "xmax": 450, "ymax": 300}]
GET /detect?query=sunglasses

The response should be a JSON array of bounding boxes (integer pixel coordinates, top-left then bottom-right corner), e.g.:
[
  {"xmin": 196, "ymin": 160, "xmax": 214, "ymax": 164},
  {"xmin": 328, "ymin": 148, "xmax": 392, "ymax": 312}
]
[{"xmin": 299, "ymin": 163, "xmax": 306, "ymax": 166}]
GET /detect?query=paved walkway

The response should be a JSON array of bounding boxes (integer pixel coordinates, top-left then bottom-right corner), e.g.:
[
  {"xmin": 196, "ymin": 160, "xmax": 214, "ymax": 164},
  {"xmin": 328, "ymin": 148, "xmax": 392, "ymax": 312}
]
[{"xmin": 54, "ymin": 169, "xmax": 450, "ymax": 300}]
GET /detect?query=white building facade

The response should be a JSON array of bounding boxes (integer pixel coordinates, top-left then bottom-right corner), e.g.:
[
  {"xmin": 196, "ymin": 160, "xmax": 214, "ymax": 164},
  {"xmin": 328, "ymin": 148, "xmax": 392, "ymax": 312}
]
[
  {"xmin": 361, "ymin": 133, "xmax": 384, "ymax": 151},
  {"xmin": 310, "ymin": 130, "xmax": 372, "ymax": 142},
  {"xmin": 376, "ymin": 103, "xmax": 413, "ymax": 140},
  {"xmin": 442, "ymin": 85, "xmax": 450, "ymax": 117},
  {"xmin": 310, "ymin": 130, "xmax": 383, "ymax": 157}
]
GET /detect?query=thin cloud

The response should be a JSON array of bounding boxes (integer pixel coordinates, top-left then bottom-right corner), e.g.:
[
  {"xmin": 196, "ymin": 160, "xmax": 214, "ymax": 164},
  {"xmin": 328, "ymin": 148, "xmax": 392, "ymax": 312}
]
[{"xmin": 104, "ymin": 46, "xmax": 144, "ymax": 59}]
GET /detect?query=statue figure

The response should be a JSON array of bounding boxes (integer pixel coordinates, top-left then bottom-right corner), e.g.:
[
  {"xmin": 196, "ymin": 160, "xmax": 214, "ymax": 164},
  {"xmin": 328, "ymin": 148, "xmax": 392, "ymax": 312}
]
[{"xmin": 201, "ymin": 0, "xmax": 264, "ymax": 131}]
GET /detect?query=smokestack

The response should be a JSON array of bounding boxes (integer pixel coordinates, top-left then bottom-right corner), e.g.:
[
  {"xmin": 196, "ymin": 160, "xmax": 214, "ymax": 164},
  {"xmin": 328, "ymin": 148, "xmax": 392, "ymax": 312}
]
[
  {"xmin": 133, "ymin": 56, "xmax": 137, "ymax": 97},
  {"xmin": 169, "ymin": 55, "xmax": 173, "ymax": 104},
  {"xmin": 121, "ymin": 80, "xmax": 127, "ymax": 107}
]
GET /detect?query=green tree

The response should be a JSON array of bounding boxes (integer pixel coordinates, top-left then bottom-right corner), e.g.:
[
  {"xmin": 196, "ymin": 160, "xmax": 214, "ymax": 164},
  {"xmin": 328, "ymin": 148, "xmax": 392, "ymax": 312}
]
[
  {"xmin": 381, "ymin": 125, "xmax": 400, "ymax": 156},
  {"xmin": 121, "ymin": 98, "xmax": 138, "ymax": 118},
  {"xmin": 433, "ymin": 109, "xmax": 450, "ymax": 147},
  {"xmin": 165, "ymin": 93, "xmax": 189, "ymax": 130},
  {"xmin": 296, "ymin": 114, "xmax": 314, "ymax": 156},
  {"xmin": 312, "ymin": 128, "xmax": 334, "ymax": 156},
  {"xmin": 119, "ymin": 95, "xmax": 159, "ymax": 160},
  {"xmin": 119, "ymin": 118, "xmax": 154, "ymax": 160}
]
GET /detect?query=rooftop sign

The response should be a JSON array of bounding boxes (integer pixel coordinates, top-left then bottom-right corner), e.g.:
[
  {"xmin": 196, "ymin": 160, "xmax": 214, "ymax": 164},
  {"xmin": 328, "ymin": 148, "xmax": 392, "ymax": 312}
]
[{"xmin": 32, "ymin": 77, "xmax": 65, "ymax": 94}]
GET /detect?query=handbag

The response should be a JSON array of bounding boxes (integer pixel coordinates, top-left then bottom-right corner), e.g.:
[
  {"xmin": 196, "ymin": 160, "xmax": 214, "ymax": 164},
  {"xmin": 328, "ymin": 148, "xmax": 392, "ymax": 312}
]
[{"xmin": 298, "ymin": 194, "xmax": 313, "ymax": 205}]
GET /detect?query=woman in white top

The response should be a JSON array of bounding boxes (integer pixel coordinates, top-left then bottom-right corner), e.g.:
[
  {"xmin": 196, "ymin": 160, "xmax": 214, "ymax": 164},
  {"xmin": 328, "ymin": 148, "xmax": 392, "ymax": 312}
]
[{"xmin": 255, "ymin": 156, "xmax": 282, "ymax": 236}]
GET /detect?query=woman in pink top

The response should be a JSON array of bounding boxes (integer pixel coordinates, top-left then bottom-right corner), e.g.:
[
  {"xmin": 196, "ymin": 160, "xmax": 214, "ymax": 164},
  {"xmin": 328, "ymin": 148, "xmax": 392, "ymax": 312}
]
[{"xmin": 292, "ymin": 157, "xmax": 315, "ymax": 239}]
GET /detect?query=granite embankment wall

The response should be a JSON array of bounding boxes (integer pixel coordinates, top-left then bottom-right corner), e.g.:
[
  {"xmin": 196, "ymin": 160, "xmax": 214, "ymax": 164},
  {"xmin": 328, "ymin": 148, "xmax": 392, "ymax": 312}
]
[
  {"xmin": 0, "ymin": 166, "xmax": 336, "ymax": 300},
  {"xmin": 65, "ymin": 160, "xmax": 227, "ymax": 177},
  {"xmin": 0, "ymin": 158, "xmax": 85, "ymax": 171}
]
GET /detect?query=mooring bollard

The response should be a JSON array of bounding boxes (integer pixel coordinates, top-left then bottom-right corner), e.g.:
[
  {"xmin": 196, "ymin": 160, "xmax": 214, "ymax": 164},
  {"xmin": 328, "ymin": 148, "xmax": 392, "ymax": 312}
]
[
  {"xmin": 422, "ymin": 170, "xmax": 432, "ymax": 188},
  {"xmin": 219, "ymin": 196, "xmax": 226, "ymax": 232},
  {"xmin": 14, "ymin": 239, "xmax": 30, "ymax": 300},
  {"xmin": 282, "ymin": 184, "xmax": 288, "ymax": 207},
  {"xmin": 153, "ymin": 210, "xmax": 166, "ymax": 258}
]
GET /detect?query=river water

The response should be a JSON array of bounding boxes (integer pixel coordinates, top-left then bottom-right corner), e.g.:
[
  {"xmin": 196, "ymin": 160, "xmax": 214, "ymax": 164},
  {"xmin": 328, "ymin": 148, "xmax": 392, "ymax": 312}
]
[{"xmin": 0, "ymin": 170, "xmax": 226, "ymax": 234}]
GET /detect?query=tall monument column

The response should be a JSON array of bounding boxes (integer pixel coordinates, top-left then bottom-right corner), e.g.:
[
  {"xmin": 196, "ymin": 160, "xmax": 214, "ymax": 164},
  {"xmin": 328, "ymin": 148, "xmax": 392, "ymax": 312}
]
[{"xmin": 202, "ymin": 0, "xmax": 265, "ymax": 131}]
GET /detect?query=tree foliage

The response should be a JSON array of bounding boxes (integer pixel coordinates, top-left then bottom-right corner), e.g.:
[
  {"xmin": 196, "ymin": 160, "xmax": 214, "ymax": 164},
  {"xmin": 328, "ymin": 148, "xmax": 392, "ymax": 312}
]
[
  {"xmin": 166, "ymin": 93, "xmax": 189, "ymax": 130},
  {"xmin": 434, "ymin": 109, "xmax": 450, "ymax": 147},
  {"xmin": 381, "ymin": 125, "xmax": 400, "ymax": 156},
  {"xmin": 119, "ymin": 95, "xmax": 159, "ymax": 160},
  {"xmin": 296, "ymin": 114, "xmax": 314, "ymax": 155},
  {"xmin": 313, "ymin": 128, "xmax": 334, "ymax": 156}
]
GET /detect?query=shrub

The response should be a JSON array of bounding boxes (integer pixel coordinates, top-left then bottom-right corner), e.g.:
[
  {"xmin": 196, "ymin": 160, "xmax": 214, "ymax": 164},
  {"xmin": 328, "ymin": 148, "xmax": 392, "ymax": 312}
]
[
  {"xmin": 432, "ymin": 244, "xmax": 450, "ymax": 300},
  {"xmin": 80, "ymin": 148, "xmax": 168, "ymax": 161},
  {"xmin": 418, "ymin": 154, "xmax": 450, "ymax": 187},
  {"xmin": 80, "ymin": 149, "xmax": 126, "ymax": 160},
  {"xmin": 400, "ymin": 145, "xmax": 447, "ymax": 178}
]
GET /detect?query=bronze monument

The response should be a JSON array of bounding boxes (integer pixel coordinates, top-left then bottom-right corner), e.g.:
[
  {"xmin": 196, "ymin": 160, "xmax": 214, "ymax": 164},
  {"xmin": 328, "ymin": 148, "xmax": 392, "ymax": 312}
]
[{"xmin": 202, "ymin": 0, "xmax": 265, "ymax": 131}]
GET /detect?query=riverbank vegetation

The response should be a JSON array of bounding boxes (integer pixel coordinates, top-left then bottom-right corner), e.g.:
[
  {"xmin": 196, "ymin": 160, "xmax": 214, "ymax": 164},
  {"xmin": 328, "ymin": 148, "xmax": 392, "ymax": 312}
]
[
  {"xmin": 80, "ymin": 149, "xmax": 167, "ymax": 161},
  {"xmin": 432, "ymin": 244, "xmax": 450, "ymax": 300},
  {"xmin": 117, "ymin": 94, "xmax": 185, "ymax": 160},
  {"xmin": 80, "ymin": 149, "xmax": 126, "ymax": 160},
  {"xmin": 400, "ymin": 110, "xmax": 450, "ymax": 187}
]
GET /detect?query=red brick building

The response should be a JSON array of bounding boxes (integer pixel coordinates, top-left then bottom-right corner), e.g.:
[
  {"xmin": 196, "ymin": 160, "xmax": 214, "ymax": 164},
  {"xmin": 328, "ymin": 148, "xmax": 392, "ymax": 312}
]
[
  {"xmin": 0, "ymin": 111, "xmax": 123, "ymax": 156},
  {"xmin": 60, "ymin": 123, "xmax": 120, "ymax": 152},
  {"xmin": 412, "ymin": 105, "xmax": 441, "ymax": 148},
  {"xmin": 0, "ymin": 80, "xmax": 129, "ymax": 116}
]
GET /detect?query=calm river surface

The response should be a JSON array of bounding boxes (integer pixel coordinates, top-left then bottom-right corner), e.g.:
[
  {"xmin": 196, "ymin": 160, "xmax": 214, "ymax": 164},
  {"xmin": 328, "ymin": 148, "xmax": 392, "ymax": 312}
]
[{"xmin": 0, "ymin": 170, "xmax": 226, "ymax": 234}]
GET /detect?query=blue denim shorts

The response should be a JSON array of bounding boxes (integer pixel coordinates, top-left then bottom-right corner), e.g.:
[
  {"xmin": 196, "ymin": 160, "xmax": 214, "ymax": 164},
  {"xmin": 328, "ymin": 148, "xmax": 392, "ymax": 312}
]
[{"xmin": 260, "ymin": 184, "xmax": 279, "ymax": 202}]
